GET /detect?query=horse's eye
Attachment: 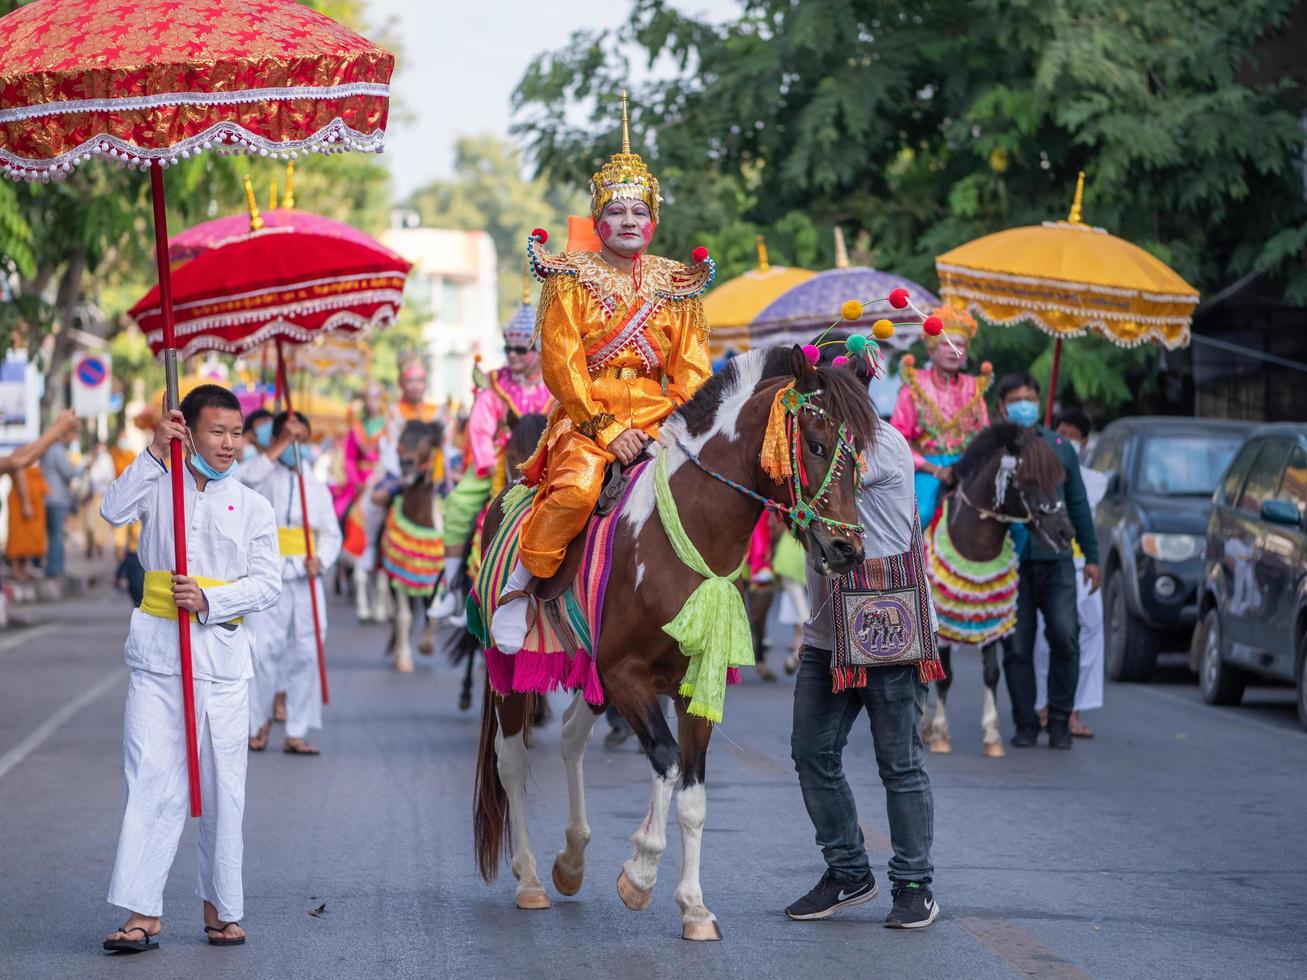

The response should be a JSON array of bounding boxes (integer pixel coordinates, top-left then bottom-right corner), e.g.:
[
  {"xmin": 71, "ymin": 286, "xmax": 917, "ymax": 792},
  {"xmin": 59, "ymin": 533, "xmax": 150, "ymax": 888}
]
[{"xmin": 807, "ymin": 440, "xmax": 827, "ymax": 458}]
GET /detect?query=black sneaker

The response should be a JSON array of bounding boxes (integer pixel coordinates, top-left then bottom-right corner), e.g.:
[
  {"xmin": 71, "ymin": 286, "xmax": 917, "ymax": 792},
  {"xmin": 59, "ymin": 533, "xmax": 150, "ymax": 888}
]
[
  {"xmin": 885, "ymin": 881, "xmax": 939, "ymax": 929},
  {"xmin": 1047, "ymin": 718, "xmax": 1073, "ymax": 750},
  {"xmin": 784, "ymin": 869, "xmax": 878, "ymax": 921},
  {"xmin": 1010, "ymin": 725, "xmax": 1041, "ymax": 748}
]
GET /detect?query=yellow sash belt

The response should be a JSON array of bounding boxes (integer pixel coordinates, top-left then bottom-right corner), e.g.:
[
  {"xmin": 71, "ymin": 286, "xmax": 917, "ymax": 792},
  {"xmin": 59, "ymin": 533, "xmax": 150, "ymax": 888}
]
[
  {"xmin": 278, "ymin": 527, "xmax": 317, "ymax": 557},
  {"xmin": 140, "ymin": 570, "xmax": 243, "ymax": 624}
]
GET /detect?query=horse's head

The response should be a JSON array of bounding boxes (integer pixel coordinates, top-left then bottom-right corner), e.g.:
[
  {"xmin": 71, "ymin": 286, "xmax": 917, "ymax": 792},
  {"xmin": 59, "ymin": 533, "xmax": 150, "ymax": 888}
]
[
  {"xmin": 505, "ymin": 412, "xmax": 548, "ymax": 477},
  {"xmin": 397, "ymin": 420, "xmax": 442, "ymax": 487},
  {"xmin": 769, "ymin": 346, "xmax": 877, "ymax": 576},
  {"xmin": 955, "ymin": 422, "xmax": 1075, "ymax": 549}
]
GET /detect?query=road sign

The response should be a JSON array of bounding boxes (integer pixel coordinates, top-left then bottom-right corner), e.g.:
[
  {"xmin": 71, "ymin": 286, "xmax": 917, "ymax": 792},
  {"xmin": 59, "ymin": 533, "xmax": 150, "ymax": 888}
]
[{"xmin": 71, "ymin": 352, "xmax": 112, "ymax": 416}]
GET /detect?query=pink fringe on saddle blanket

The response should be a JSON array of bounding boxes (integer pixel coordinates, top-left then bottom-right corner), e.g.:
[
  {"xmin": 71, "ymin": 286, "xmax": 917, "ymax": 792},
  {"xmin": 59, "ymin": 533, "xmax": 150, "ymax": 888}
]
[{"xmin": 470, "ymin": 463, "xmax": 741, "ymax": 705}]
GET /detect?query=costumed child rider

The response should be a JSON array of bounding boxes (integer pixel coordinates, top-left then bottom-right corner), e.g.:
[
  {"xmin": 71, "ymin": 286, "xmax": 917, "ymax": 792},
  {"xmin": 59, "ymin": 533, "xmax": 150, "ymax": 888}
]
[
  {"xmin": 100, "ymin": 385, "xmax": 281, "ymax": 953},
  {"xmin": 431, "ymin": 276, "xmax": 553, "ymax": 622},
  {"xmin": 890, "ymin": 305, "xmax": 992, "ymax": 527},
  {"xmin": 492, "ymin": 92, "xmax": 714, "ymax": 654},
  {"xmin": 243, "ymin": 411, "xmax": 342, "ymax": 756}
]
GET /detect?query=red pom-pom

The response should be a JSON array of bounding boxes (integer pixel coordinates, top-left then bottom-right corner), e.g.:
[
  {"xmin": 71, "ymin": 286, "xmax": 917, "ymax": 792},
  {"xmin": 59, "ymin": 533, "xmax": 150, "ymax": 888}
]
[
  {"xmin": 923, "ymin": 315, "xmax": 944, "ymax": 336},
  {"xmin": 888, "ymin": 287, "xmax": 910, "ymax": 309},
  {"xmin": 531, "ymin": 227, "xmax": 548, "ymax": 243},
  {"xmin": 691, "ymin": 245, "xmax": 709, "ymax": 263}
]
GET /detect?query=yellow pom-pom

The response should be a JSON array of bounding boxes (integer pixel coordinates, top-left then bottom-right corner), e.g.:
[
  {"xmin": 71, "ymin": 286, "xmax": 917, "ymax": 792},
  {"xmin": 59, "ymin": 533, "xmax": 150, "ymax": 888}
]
[
  {"xmin": 872, "ymin": 319, "xmax": 895, "ymax": 341},
  {"xmin": 841, "ymin": 300, "xmax": 864, "ymax": 322}
]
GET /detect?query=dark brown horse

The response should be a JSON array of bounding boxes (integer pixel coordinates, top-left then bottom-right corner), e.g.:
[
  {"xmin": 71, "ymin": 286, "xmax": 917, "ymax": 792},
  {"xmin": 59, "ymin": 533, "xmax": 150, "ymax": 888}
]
[
  {"xmin": 922, "ymin": 421, "xmax": 1074, "ymax": 756},
  {"xmin": 473, "ymin": 346, "xmax": 875, "ymax": 940}
]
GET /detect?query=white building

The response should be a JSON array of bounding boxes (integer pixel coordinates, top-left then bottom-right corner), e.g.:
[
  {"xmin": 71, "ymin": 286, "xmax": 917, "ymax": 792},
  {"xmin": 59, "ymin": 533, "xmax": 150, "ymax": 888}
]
[{"xmin": 380, "ymin": 223, "xmax": 498, "ymax": 406}]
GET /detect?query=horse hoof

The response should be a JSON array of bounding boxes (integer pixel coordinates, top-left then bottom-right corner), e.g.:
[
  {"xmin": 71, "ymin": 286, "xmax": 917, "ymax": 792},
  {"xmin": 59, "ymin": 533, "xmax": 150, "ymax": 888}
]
[
  {"xmin": 755, "ymin": 664, "xmax": 777, "ymax": 683},
  {"xmin": 458, "ymin": 692, "xmax": 472, "ymax": 712},
  {"xmin": 552, "ymin": 860, "xmax": 583, "ymax": 897},
  {"xmin": 617, "ymin": 869, "xmax": 652, "ymax": 911},
  {"xmin": 682, "ymin": 918, "xmax": 723, "ymax": 942},
  {"xmin": 516, "ymin": 887, "xmax": 550, "ymax": 910},
  {"xmin": 983, "ymin": 741, "xmax": 1006, "ymax": 759},
  {"xmin": 928, "ymin": 736, "xmax": 952, "ymax": 754},
  {"xmin": 395, "ymin": 660, "xmax": 414, "ymax": 674},
  {"xmin": 418, "ymin": 640, "xmax": 435, "ymax": 657}
]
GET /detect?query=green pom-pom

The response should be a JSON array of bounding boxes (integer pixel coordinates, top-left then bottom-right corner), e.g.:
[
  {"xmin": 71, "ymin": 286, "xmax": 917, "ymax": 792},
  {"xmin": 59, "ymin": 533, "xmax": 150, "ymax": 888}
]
[{"xmin": 845, "ymin": 334, "xmax": 869, "ymax": 354}]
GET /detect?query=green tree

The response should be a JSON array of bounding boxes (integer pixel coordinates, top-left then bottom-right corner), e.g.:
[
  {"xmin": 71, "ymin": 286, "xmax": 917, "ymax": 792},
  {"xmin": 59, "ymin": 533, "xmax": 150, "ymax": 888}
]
[{"xmin": 513, "ymin": 0, "xmax": 1307, "ymax": 412}]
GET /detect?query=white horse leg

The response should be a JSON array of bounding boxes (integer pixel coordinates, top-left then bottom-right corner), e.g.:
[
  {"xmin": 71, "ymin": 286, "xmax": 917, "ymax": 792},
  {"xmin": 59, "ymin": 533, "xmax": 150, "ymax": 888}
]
[
  {"xmin": 982, "ymin": 643, "xmax": 1005, "ymax": 758},
  {"xmin": 353, "ymin": 561, "xmax": 372, "ymax": 622},
  {"xmin": 495, "ymin": 728, "xmax": 549, "ymax": 909},
  {"xmin": 552, "ymin": 694, "xmax": 598, "ymax": 896},
  {"xmin": 374, "ymin": 569, "xmax": 393, "ymax": 623},
  {"xmin": 393, "ymin": 588, "xmax": 413, "ymax": 672},
  {"xmin": 417, "ymin": 600, "xmax": 437, "ymax": 657},
  {"xmin": 674, "ymin": 782, "xmax": 721, "ymax": 941},
  {"xmin": 618, "ymin": 763, "xmax": 678, "ymax": 911}
]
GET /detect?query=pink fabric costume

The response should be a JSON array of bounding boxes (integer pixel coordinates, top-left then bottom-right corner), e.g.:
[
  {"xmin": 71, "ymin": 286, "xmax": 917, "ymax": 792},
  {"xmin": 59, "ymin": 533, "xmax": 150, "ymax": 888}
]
[{"xmin": 467, "ymin": 368, "xmax": 553, "ymax": 478}]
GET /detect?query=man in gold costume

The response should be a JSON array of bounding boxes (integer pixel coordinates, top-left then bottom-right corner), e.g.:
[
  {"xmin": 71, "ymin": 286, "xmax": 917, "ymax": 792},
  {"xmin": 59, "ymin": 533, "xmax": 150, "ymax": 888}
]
[{"xmin": 493, "ymin": 94, "xmax": 714, "ymax": 654}]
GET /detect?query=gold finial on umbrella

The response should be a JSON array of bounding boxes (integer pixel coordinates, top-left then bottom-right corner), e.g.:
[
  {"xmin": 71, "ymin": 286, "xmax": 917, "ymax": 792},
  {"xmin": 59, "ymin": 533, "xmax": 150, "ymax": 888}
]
[
  {"xmin": 282, "ymin": 161, "xmax": 296, "ymax": 210},
  {"xmin": 756, "ymin": 234, "xmax": 770, "ymax": 272},
  {"xmin": 1067, "ymin": 171, "xmax": 1085, "ymax": 225},
  {"xmin": 834, "ymin": 226, "xmax": 849, "ymax": 269},
  {"xmin": 243, "ymin": 174, "xmax": 264, "ymax": 232}
]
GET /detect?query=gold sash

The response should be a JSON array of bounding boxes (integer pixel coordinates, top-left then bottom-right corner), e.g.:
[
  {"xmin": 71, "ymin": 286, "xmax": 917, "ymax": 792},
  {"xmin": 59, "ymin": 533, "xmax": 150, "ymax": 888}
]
[
  {"xmin": 277, "ymin": 527, "xmax": 317, "ymax": 557},
  {"xmin": 140, "ymin": 570, "xmax": 243, "ymax": 624}
]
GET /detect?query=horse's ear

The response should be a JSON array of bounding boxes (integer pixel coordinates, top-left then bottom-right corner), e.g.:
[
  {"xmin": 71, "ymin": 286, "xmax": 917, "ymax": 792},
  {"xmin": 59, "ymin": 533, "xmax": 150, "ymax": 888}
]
[{"xmin": 790, "ymin": 344, "xmax": 819, "ymax": 390}]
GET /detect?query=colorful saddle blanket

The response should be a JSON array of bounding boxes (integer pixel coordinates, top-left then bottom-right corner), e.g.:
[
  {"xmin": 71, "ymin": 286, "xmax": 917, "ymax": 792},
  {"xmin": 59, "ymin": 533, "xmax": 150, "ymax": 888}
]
[
  {"xmin": 382, "ymin": 498, "xmax": 445, "ymax": 596},
  {"xmin": 924, "ymin": 500, "xmax": 1018, "ymax": 646},
  {"xmin": 468, "ymin": 463, "xmax": 648, "ymax": 706}
]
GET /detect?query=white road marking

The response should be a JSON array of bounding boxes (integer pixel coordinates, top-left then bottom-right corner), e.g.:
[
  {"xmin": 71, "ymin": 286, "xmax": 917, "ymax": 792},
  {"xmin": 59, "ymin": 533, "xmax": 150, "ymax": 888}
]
[
  {"xmin": 0, "ymin": 670, "xmax": 120, "ymax": 780},
  {"xmin": 0, "ymin": 622, "xmax": 56, "ymax": 654},
  {"xmin": 1129, "ymin": 682, "xmax": 1305, "ymax": 742}
]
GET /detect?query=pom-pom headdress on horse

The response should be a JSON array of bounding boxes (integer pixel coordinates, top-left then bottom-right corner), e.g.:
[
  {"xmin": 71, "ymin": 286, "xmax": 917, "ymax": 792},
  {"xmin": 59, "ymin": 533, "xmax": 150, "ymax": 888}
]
[
  {"xmin": 799, "ymin": 281, "xmax": 953, "ymax": 380},
  {"xmin": 590, "ymin": 90, "xmax": 661, "ymax": 224}
]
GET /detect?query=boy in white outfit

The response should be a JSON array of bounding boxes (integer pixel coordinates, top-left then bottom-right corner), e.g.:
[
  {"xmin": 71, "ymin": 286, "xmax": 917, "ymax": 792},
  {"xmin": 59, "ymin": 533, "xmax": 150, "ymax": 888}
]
[
  {"xmin": 100, "ymin": 385, "xmax": 281, "ymax": 953},
  {"xmin": 243, "ymin": 412, "xmax": 342, "ymax": 755}
]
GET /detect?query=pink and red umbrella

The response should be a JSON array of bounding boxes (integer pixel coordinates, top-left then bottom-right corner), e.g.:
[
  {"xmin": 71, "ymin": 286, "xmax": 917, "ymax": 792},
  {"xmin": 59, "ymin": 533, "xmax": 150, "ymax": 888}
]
[{"xmin": 0, "ymin": 0, "xmax": 394, "ymax": 818}]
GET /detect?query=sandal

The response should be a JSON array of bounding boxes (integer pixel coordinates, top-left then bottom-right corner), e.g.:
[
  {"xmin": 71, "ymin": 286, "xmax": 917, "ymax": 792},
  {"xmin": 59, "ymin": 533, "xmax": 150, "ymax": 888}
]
[
  {"xmin": 205, "ymin": 921, "xmax": 246, "ymax": 947},
  {"xmin": 248, "ymin": 722, "xmax": 271, "ymax": 753},
  {"xmin": 283, "ymin": 738, "xmax": 320, "ymax": 755},
  {"xmin": 1071, "ymin": 724, "xmax": 1095, "ymax": 739},
  {"xmin": 103, "ymin": 924, "xmax": 159, "ymax": 953}
]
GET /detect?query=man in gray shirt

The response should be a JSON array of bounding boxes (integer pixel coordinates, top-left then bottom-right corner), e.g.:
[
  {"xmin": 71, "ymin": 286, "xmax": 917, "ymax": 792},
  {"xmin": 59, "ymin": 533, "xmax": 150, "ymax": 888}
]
[{"xmin": 786, "ymin": 409, "xmax": 939, "ymax": 929}]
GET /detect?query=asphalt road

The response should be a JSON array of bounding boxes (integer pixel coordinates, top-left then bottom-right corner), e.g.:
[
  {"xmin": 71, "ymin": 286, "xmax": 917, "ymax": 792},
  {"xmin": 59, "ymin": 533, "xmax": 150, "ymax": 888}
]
[{"xmin": 2, "ymin": 588, "xmax": 1305, "ymax": 979}]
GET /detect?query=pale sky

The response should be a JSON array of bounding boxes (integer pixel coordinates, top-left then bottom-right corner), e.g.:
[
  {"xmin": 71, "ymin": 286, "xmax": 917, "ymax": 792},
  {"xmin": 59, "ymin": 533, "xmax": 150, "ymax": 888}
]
[{"xmin": 368, "ymin": 0, "xmax": 741, "ymax": 199}]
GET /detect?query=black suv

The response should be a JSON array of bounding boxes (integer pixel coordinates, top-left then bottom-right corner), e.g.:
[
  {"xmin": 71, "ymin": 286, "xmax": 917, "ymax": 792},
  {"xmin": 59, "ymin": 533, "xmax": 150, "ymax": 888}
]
[
  {"xmin": 1193, "ymin": 424, "xmax": 1307, "ymax": 729},
  {"xmin": 1086, "ymin": 417, "xmax": 1252, "ymax": 681}
]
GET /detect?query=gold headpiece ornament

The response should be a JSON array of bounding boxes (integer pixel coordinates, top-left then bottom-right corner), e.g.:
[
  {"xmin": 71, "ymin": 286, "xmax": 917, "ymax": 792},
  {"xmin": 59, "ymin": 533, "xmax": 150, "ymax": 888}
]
[
  {"xmin": 242, "ymin": 174, "xmax": 264, "ymax": 232},
  {"xmin": 282, "ymin": 161, "xmax": 296, "ymax": 210},
  {"xmin": 926, "ymin": 304, "xmax": 978, "ymax": 345},
  {"xmin": 589, "ymin": 90, "xmax": 661, "ymax": 224}
]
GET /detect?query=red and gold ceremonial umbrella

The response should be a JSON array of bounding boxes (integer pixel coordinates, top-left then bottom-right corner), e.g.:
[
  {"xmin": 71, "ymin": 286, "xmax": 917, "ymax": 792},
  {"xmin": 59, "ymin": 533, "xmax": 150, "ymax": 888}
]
[
  {"xmin": 129, "ymin": 173, "xmax": 410, "ymax": 713},
  {"xmin": 0, "ymin": 0, "xmax": 394, "ymax": 818}
]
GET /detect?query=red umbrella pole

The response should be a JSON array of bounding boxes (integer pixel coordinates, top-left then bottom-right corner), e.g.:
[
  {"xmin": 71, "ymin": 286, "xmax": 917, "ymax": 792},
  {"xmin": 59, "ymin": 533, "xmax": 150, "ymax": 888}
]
[
  {"xmin": 1044, "ymin": 337, "xmax": 1063, "ymax": 428},
  {"xmin": 275, "ymin": 341, "xmax": 330, "ymax": 705},
  {"xmin": 149, "ymin": 164, "xmax": 203, "ymax": 819}
]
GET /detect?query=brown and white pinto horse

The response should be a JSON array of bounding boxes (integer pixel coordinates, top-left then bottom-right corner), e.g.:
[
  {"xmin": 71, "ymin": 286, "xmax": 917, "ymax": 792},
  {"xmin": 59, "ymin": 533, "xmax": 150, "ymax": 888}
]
[{"xmin": 473, "ymin": 346, "xmax": 876, "ymax": 941}]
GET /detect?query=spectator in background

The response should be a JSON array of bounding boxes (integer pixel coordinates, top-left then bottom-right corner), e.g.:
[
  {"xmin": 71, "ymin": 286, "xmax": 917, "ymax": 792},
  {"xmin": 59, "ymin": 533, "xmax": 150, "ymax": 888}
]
[
  {"xmin": 3, "ymin": 412, "xmax": 80, "ymax": 601},
  {"xmin": 1034, "ymin": 409, "xmax": 1108, "ymax": 738},
  {"xmin": 41, "ymin": 421, "xmax": 84, "ymax": 594},
  {"xmin": 109, "ymin": 430, "xmax": 145, "ymax": 606},
  {"xmin": 84, "ymin": 439, "xmax": 117, "ymax": 560}
]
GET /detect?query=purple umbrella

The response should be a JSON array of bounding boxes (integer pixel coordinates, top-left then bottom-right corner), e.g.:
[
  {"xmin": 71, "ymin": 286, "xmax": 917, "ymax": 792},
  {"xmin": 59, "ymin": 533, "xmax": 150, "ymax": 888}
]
[{"xmin": 749, "ymin": 267, "xmax": 939, "ymax": 352}]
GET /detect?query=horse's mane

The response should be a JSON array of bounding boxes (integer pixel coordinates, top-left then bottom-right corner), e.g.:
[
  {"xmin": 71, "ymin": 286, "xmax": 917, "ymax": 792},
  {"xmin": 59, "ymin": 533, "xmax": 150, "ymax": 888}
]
[
  {"xmin": 955, "ymin": 421, "xmax": 1065, "ymax": 489},
  {"xmin": 673, "ymin": 346, "xmax": 877, "ymax": 450}
]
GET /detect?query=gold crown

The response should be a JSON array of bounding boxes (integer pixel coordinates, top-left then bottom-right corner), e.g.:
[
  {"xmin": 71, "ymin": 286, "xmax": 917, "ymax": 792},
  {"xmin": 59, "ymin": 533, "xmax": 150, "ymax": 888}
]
[
  {"xmin": 928, "ymin": 304, "xmax": 978, "ymax": 343},
  {"xmin": 590, "ymin": 91, "xmax": 661, "ymax": 224}
]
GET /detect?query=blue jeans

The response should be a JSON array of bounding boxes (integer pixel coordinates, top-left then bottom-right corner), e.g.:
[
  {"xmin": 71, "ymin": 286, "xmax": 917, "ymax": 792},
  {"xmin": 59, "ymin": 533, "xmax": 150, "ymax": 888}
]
[
  {"xmin": 1004, "ymin": 557, "xmax": 1080, "ymax": 726},
  {"xmin": 790, "ymin": 647, "xmax": 934, "ymax": 884},
  {"xmin": 44, "ymin": 502, "xmax": 68, "ymax": 578}
]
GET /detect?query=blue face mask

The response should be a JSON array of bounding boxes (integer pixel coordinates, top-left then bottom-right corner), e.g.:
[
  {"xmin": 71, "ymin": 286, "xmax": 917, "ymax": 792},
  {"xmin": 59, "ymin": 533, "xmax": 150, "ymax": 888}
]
[
  {"xmin": 1006, "ymin": 399, "xmax": 1041, "ymax": 428},
  {"xmin": 191, "ymin": 451, "xmax": 237, "ymax": 482},
  {"xmin": 254, "ymin": 419, "xmax": 274, "ymax": 448},
  {"xmin": 242, "ymin": 443, "xmax": 259, "ymax": 462},
  {"xmin": 279, "ymin": 445, "xmax": 303, "ymax": 469}
]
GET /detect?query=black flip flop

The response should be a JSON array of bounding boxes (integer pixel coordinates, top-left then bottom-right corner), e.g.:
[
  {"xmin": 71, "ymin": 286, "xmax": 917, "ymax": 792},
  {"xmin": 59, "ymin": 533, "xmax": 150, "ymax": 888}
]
[
  {"xmin": 103, "ymin": 925, "xmax": 159, "ymax": 953},
  {"xmin": 205, "ymin": 922, "xmax": 246, "ymax": 947}
]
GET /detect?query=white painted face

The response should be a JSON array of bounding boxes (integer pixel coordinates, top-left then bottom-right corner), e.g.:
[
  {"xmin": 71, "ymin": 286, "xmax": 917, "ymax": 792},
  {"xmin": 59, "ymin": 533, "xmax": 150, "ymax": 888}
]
[{"xmin": 597, "ymin": 199, "xmax": 655, "ymax": 258}]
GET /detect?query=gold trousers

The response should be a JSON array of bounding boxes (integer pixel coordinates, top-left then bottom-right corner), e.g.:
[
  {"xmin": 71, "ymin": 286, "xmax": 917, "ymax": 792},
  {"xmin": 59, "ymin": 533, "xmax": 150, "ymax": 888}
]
[{"xmin": 518, "ymin": 429, "xmax": 615, "ymax": 578}]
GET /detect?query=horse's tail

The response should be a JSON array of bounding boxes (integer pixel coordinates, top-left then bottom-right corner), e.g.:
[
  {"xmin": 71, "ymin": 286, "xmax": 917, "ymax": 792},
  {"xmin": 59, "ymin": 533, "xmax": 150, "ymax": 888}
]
[
  {"xmin": 474, "ymin": 674, "xmax": 509, "ymax": 882},
  {"xmin": 447, "ymin": 623, "xmax": 479, "ymax": 666}
]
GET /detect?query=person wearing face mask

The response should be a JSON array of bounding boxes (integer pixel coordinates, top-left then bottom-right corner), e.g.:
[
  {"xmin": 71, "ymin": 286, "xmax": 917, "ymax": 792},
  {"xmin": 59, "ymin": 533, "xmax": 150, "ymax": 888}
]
[
  {"xmin": 432, "ymin": 283, "xmax": 554, "ymax": 623},
  {"xmin": 490, "ymin": 93, "xmax": 713, "ymax": 654},
  {"xmin": 890, "ymin": 306, "xmax": 992, "ymax": 528},
  {"xmin": 1034, "ymin": 408, "xmax": 1107, "ymax": 738},
  {"xmin": 994, "ymin": 374, "xmax": 1100, "ymax": 750},
  {"xmin": 240, "ymin": 411, "xmax": 342, "ymax": 756},
  {"xmin": 240, "ymin": 408, "xmax": 274, "ymax": 464},
  {"xmin": 99, "ymin": 385, "xmax": 281, "ymax": 953}
]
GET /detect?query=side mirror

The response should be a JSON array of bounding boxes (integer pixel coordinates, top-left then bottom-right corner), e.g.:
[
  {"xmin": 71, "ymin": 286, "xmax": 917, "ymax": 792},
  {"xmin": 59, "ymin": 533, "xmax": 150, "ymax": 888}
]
[
  {"xmin": 1104, "ymin": 470, "xmax": 1121, "ymax": 497},
  {"xmin": 1260, "ymin": 499, "xmax": 1303, "ymax": 528}
]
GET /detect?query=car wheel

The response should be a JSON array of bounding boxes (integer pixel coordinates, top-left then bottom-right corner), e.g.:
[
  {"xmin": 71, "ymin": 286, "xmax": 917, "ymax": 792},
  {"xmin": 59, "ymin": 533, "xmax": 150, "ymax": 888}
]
[
  {"xmin": 1297, "ymin": 634, "xmax": 1307, "ymax": 733},
  {"xmin": 1105, "ymin": 570, "xmax": 1159, "ymax": 682},
  {"xmin": 1199, "ymin": 608, "xmax": 1246, "ymax": 706}
]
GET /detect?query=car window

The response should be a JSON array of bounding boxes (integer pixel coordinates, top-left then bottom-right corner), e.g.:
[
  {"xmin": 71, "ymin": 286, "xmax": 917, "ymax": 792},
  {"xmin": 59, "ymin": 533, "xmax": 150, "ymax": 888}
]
[
  {"xmin": 1136, "ymin": 433, "xmax": 1246, "ymax": 496},
  {"xmin": 1235, "ymin": 440, "xmax": 1290, "ymax": 516},
  {"xmin": 1272, "ymin": 445, "xmax": 1307, "ymax": 520},
  {"xmin": 1088, "ymin": 431, "xmax": 1122, "ymax": 474},
  {"xmin": 1220, "ymin": 441, "xmax": 1261, "ymax": 506}
]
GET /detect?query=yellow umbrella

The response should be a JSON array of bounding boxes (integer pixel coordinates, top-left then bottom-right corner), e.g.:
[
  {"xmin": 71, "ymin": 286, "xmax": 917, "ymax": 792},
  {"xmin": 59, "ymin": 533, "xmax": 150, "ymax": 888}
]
[
  {"xmin": 935, "ymin": 173, "xmax": 1199, "ymax": 422},
  {"xmin": 703, "ymin": 235, "xmax": 815, "ymax": 355}
]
